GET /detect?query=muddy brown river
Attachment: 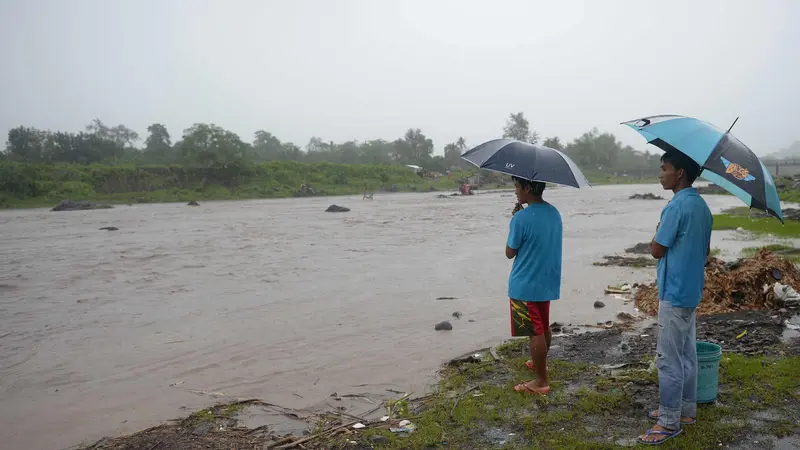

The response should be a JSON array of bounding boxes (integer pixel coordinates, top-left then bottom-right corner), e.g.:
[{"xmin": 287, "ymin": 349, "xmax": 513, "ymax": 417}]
[{"xmin": 0, "ymin": 183, "xmax": 779, "ymax": 449}]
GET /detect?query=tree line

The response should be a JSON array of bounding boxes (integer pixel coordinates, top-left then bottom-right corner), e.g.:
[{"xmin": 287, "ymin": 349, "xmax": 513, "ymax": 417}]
[{"xmin": 1, "ymin": 113, "xmax": 662, "ymax": 176}]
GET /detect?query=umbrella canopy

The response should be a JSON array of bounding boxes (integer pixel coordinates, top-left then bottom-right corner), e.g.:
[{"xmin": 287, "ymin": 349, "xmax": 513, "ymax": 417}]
[
  {"xmin": 460, "ymin": 139, "xmax": 591, "ymax": 188},
  {"xmin": 622, "ymin": 115, "xmax": 783, "ymax": 222}
]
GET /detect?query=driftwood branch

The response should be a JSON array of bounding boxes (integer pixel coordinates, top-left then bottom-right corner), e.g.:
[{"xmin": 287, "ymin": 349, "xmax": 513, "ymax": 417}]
[
  {"xmin": 273, "ymin": 420, "xmax": 360, "ymax": 449},
  {"xmin": 450, "ymin": 385, "xmax": 479, "ymax": 420}
]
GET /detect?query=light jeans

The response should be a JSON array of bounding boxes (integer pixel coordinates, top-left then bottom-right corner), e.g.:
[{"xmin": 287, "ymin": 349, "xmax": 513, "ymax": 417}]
[{"xmin": 656, "ymin": 301, "xmax": 698, "ymax": 430}]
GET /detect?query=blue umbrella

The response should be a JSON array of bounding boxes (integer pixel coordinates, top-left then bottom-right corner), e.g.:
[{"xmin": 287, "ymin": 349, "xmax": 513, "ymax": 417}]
[
  {"xmin": 460, "ymin": 139, "xmax": 591, "ymax": 188},
  {"xmin": 622, "ymin": 115, "xmax": 783, "ymax": 222}
]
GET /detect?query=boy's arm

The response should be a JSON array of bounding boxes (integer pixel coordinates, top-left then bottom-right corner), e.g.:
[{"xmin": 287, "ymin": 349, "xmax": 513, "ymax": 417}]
[
  {"xmin": 651, "ymin": 204, "xmax": 679, "ymax": 259},
  {"xmin": 506, "ymin": 214, "xmax": 522, "ymax": 259}
]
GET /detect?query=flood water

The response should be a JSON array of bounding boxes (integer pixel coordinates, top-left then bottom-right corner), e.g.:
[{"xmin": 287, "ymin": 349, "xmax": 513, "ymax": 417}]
[{"xmin": 0, "ymin": 183, "xmax": 783, "ymax": 449}]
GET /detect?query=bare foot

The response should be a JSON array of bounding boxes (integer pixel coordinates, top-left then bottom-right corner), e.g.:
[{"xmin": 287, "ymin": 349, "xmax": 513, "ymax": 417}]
[{"xmin": 513, "ymin": 381, "xmax": 550, "ymax": 395}]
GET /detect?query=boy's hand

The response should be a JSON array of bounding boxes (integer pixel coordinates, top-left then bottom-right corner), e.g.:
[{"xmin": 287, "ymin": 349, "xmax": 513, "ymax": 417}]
[{"xmin": 512, "ymin": 203, "xmax": 523, "ymax": 216}]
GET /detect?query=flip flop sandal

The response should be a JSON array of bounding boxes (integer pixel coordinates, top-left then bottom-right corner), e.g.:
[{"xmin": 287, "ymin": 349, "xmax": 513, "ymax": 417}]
[
  {"xmin": 639, "ymin": 427, "xmax": 683, "ymax": 445},
  {"xmin": 647, "ymin": 410, "xmax": 696, "ymax": 424},
  {"xmin": 513, "ymin": 383, "xmax": 550, "ymax": 395}
]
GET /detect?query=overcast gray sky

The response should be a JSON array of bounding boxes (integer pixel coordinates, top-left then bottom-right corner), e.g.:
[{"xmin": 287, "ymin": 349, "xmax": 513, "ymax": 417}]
[{"xmin": 1, "ymin": 0, "xmax": 798, "ymax": 155}]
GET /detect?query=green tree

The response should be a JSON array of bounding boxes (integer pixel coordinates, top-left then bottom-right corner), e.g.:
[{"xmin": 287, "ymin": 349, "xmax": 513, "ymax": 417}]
[
  {"xmin": 542, "ymin": 136, "xmax": 564, "ymax": 151},
  {"xmin": 393, "ymin": 128, "xmax": 433, "ymax": 163},
  {"xmin": 503, "ymin": 112, "xmax": 539, "ymax": 144},
  {"xmin": 306, "ymin": 136, "xmax": 324, "ymax": 153},
  {"xmin": 144, "ymin": 123, "xmax": 172, "ymax": 162},
  {"xmin": 180, "ymin": 123, "xmax": 249, "ymax": 167},
  {"xmin": 252, "ymin": 130, "xmax": 283, "ymax": 161},
  {"xmin": 359, "ymin": 139, "xmax": 393, "ymax": 164},
  {"xmin": 5, "ymin": 126, "xmax": 45, "ymax": 161},
  {"xmin": 456, "ymin": 137, "xmax": 467, "ymax": 152}
]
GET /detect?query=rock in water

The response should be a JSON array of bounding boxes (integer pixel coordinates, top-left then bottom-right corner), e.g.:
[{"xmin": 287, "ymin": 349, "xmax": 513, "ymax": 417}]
[
  {"xmin": 435, "ymin": 321, "xmax": 453, "ymax": 331},
  {"xmin": 98, "ymin": 227, "xmax": 119, "ymax": 231},
  {"xmin": 452, "ymin": 311, "xmax": 462, "ymax": 319},
  {"xmin": 625, "ymin": 242, "xmax": 651, "ymax": 254},
  {"xmin": 594, "ymin": 301, "xmax": 606, "ymax": 308},
  {"xmin": 629, "ymin": 193, "xmax": 664, "ymax": 200},
  {"xmin": 325, "ymin": 204, "xmax": 350, "ymax": 212},
  {"xmin": 51, "ymin": 200, "xmax": 113, "ymax": 211},
  {"xmin": 187, "ymin": 200, "xmax": 200, "ymax": 206},
  {"xmin": 617, "ymin": 312, "xmax": 634, "ymax": 321}
]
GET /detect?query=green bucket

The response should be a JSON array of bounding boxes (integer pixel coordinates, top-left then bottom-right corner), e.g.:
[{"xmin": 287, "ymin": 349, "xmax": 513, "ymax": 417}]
[{"xmin": 696, "ymin": 341, "xmax": 722, "ymax": 403}]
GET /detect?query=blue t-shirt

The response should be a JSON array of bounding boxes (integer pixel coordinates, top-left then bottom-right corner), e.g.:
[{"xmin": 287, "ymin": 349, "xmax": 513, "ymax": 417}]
[
  {"xmin": 655, "ymin": 187, "xmax": 713, "ymax": 308},
  {"xmin": 506, "ymin": 202, "xmax": 562, "ymax": 302}
]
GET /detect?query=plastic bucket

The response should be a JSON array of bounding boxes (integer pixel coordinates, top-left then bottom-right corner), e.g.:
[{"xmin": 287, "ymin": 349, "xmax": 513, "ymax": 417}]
[{"xmin": 696, "ymin": 341, "xmax": 722, "ymax": 403}]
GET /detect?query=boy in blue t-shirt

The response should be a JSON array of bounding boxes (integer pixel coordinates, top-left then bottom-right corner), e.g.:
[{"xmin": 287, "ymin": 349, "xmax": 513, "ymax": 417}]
[
  {"xmin": 505, "ymin": 176, "xmax": 562, "ymax": 396},
  {"xmin": 639, "ymin": 150, "xmax": 712, "ymax": 445}
]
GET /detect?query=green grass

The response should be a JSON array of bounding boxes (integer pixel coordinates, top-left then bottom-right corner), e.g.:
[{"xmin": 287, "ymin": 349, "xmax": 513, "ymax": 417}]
[
  {"xmin": 713, "ymin": 214, "xmax": 800, "ymax": 237},
  {"xmin": 343, "ymin": 347, "xmax": 800, "ymax": 450}
]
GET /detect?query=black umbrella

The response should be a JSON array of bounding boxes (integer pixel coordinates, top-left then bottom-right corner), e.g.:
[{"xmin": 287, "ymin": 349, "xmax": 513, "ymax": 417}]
[{"xmin": 460, "ymin": 139, "xmax": 591, "ymax": 188}]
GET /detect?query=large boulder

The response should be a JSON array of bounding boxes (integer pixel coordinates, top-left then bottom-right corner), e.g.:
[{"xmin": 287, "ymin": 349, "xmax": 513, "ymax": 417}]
[
  {"xmin": 187, "ymin": 200, "xmax": 200, "ymax": 206},
  {"xmin": 52, "ymin": 200, "xmax": 112, "ymax": 212},
  {"xmin": 325, "ymin": 204, "xmax": 350, "ymax": 213}
]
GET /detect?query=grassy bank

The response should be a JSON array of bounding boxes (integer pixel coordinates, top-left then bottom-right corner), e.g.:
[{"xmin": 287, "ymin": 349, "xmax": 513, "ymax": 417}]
[
  {"xmin": 0, "ymin": 161, "xmax": 657, "ymax": 209},
  {"xmin": 0, "ymin": 161, "xmax": 471, "ymax": 209},
  {"xmin": 349, "ymin": 343, "xmax": 799, "ymax": 449},
  {"xmin": 713, "ymin": 213, "xmax": 800, "ymax": 237}
]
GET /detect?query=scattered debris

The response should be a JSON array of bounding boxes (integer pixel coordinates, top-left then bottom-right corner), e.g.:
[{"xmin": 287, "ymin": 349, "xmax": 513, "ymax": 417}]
[
  {"xmin": 389, "ymin": 419, "xmax": 416, "ymax": 434},
  {"xmin": 448, "ymin": 354, "xmax": 483, "ymax": 366},
  {"xmin": 635, "ymin": 250, "xmax": 800, "ymax": 316},
  {"xmin": 98, "ymin": 226, "xmax": 119, "ymax": 231},
  {"xmin": 594, "ymin": 255, "xmax": 656, "ymax": 268},
  {"xmin": 51, "ymin": 200, "xmax": 113, "ymax": 211},
  {"xmin": 187, "ymin": 200, "xmax": 200, "ymax": 206},
  {"xmin": 435, "ymin": 321, "xmax": 453, "ymax": 331},
  {"xmin": 452, "ymin": 311, "xmax": 462, "ymax": 319},
  {"xmin": 325, "ymin": 204, "xmax": 350, "ymax": 213},
  {"xmin": 774, "ymin": 283, "xmax": 800, "ymax": 308},
  {"xmin": 295, "ymin": 183, "xmax": 317, "ymax": 197},
  {"xmin": 629, "ymin": 193, "xmax": 664, "ymax": 200},
  {"xmin": 605, "ymin": 284, "xmax": 632, "ymax": 295}
]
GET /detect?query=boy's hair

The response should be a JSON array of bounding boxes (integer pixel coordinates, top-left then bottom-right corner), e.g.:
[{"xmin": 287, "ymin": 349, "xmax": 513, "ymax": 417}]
[
  {"xmin": 661, "ymin": 150, "xmax": 701, "ymax": 183},
  {"xmin": 512, "ymin": 176, "xmax": 546, "ymax": 195}
]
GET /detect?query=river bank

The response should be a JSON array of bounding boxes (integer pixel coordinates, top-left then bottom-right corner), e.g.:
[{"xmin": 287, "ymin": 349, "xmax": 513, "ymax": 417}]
[
  {"xmin": 0, "ymin": 160, "xmax": 656, "ymax": 209},
  {"xmin": 77, "ymin": 308, "xmax": 800, "ymax": 450}
]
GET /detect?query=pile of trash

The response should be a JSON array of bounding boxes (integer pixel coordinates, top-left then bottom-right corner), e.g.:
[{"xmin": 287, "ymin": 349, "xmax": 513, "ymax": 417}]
[{"xmin": 635, "ymin": 249, "xmax": 800, "ymax": 316}]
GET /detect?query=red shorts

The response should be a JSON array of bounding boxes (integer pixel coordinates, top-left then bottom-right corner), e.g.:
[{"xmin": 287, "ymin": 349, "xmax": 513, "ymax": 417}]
[{"xmin": 510, "ymin": 299, "xmax": 550, "ymax": 336}]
